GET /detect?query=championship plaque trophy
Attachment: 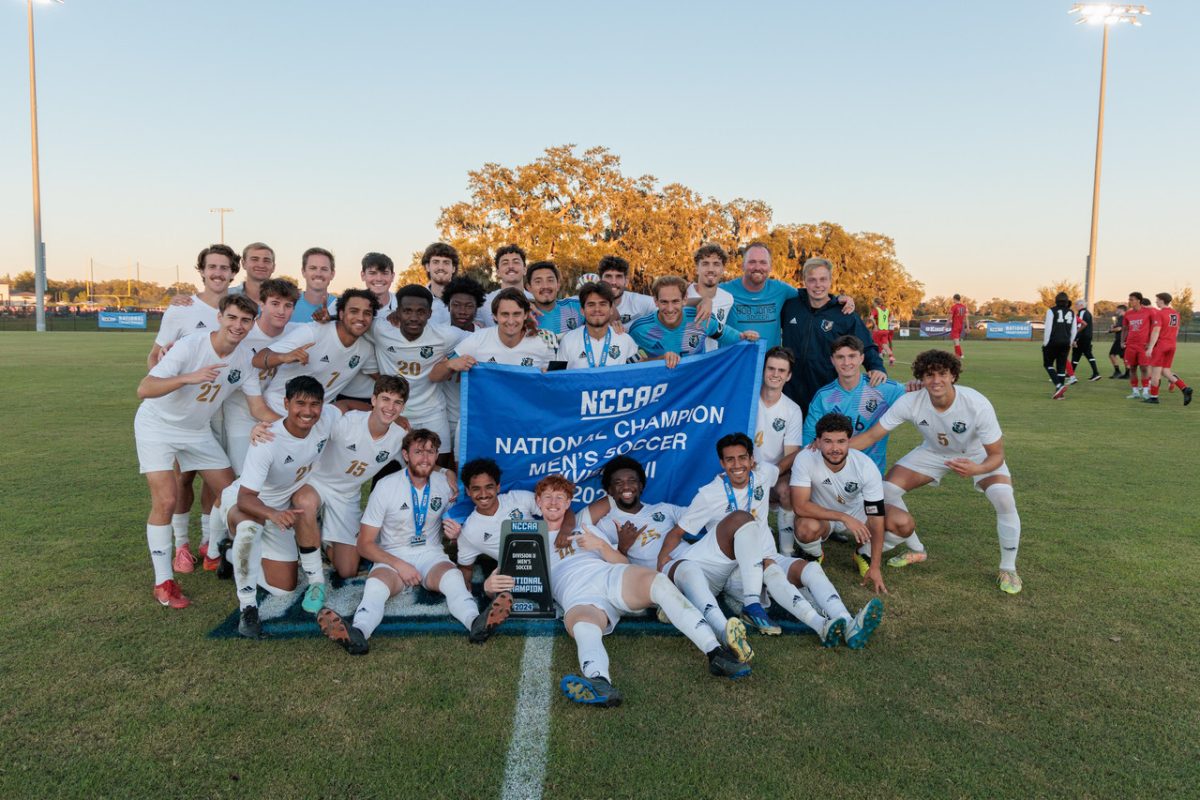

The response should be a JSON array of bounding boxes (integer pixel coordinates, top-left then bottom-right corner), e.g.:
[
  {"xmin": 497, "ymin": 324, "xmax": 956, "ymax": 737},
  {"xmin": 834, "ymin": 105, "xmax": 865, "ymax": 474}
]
[{"xmin": 498, "ymin": 519, "xmax": 555, "ymax": 618}]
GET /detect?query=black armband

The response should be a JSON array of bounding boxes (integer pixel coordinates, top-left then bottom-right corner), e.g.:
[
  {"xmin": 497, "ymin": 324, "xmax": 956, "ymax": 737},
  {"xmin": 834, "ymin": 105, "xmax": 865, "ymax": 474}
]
[{"xmin": 863, "ymin": 499, "xmax": 885, "ymax": 517}]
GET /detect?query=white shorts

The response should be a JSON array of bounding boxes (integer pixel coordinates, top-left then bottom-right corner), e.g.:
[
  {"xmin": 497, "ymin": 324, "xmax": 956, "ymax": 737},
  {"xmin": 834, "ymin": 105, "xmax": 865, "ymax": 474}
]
[
  {"xmin": 221, "ymin": 402, "xmax": 258, "ymax": 477},
  {"xmin": 375, "ymin": 545, "xmax": 454, "ymax": 584},
  {"xmin": 134, "ymin": 407, "xmax": 231, "ymax": 474},
  {"xmin": 312, "ymin": 483, "xmax": 363, "ymax": 547},
  {"xmin": 663, "ymin": 524, "xmax": 777, "ymax": 595},
  {"xmin": 895, "ymin": 446, "xmax": 1011, "ymax": 490},
  {"xmin": 407, "ymin": 411, "xmax": 452, "ymax": 455},
  {"xmin": 556, "ymin": 563, "xmax": 631, "ymax": 635},
  {"xmin": 216, "ymin": 482, "xmax": 298, "ymax": 562}
]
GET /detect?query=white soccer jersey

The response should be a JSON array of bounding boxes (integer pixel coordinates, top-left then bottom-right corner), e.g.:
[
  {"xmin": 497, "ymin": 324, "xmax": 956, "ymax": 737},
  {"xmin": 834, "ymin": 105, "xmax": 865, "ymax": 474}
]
[
  {"xmin": 878, "ymin": 386, "xmax": 1003, "ymax": 458},
  {"xmin": 479, "ymin": 287, "xmax": 534, "ymax": 327},
  {"xmin": 592, "ymin": 502, "xmax": 684, "ymax": 569},
  {"xmin": 225, "ymin": 322, "xmax": 299, "ymax": 418},
  {"xmin": 140, "ymin": 332, "xmax": 260, "ymax": 429},
  {"xmin": 342, "ymin": 292, "xmax": 397, "ymax": 398},
  {"xmin": 687, "ymin": 285, "xmax": 735, "ymax": 352},
  {"xmin": 360, "ymin": 469, "xmax": 454, "ymax": 552},
  {"xmin": 676, "ymin": 463, "xmax": 779, "ymax": 539},
  {"xmin": 154, "ymin": 296, "xmax": 220, "ymax": 347},
  {"xmin": 457, "ymin": 490, "xmax": 540, "ymax": 566},
  {"xmin": 754, "ymin": 393, "xmax": 804, "ymax": 466},
  {"xmin": 557, "ymin": 326, "xmax": 640, "ymax": 369},
  {"xmin": 263, "ymin": 322, "xmax": 376, "ymax": 414},
  {"xmin": 789, "ymin": 448, "xmax": 885, "ymax": 523},
  {"xmin": 616, "ymin": 291, "xmax": 657, "ymax": 326},
  {"xmin": 450, "ymin": 326, "xmax": 559, "ymax": 368},
  {"xmin": 548, "ymin": 524, "xmax": 619, "ymax": 606},
  {"xmin": 370, "ymin": 319, "xmax": 466, "ymax": 418},
  {"xmin": 239, "ymin": 408, "xmax": 337, "ymax": 509},
  {"xmin": 310, "ymin": 409, "xmax": 406, "ymax": 498}
]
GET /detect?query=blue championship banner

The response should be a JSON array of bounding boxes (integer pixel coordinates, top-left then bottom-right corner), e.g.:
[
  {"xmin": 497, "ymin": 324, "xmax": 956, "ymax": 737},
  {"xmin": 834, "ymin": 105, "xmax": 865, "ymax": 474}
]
[
  {"xmin": 986, "ymin": 321, "xmax": 1033, "ymax": 340},
  {"xmin": 455, "ymin": 341, "xmax": 764, "ymax": 513},
  {"xmin": 98, "ymin": 311, "xmax": 148, "ymax": 329}
]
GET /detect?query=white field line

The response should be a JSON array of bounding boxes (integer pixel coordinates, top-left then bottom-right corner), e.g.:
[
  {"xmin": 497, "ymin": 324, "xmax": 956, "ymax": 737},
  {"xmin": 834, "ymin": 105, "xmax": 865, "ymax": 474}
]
[{"xmin": 500, "ymin": 636, "xmax": 554, "ymax": 800}]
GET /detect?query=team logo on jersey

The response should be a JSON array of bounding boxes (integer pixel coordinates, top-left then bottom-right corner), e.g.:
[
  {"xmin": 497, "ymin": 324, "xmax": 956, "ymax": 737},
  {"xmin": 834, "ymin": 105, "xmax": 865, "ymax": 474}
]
[
  {"xmin": 430, "ymin": 497, "xmax": 442, "ymax": 512},
  {"xmin": 753, "ymin": 485, "xmax": 764, "ymax": 501},
  {"xmin": 772, "ymin": 417, "xmax": 786, "ymax": 432},
  {"xmin": 317, "ymin": 438, "xmax": 327, "ymax": 454},
  {"xmin": 349, "ymin": 355, "xmax": 361, "ymax": 368},
  {"xmin": 844, "ymin": 481, "xmax": 859, "ymax": 494},
  {"xmin": 821, "ymin": 320, "xmax": 834, "ymax": 332},
  {"xmin": 652, "ymin": 511, "xmax": 666, "ymax": 522},
  {"xmin": 952, "ymin": 421, "xmax": 967, "ymax": 434},
  {"xmin": 419, "ymin": 346, "xmax": 434, "ymax": 359},
  {"xmin": 375, "ymin": 450, "xmax": 390, "ymax": 463},
  {"xmin": 227, "ymin": 369, "xmax": 241, "ymax": 384},
  {"xmin": 609, "ymin": 345, "xmax": 621, "ymax": 359},
  {"xmin": 508, "ymin": 509, "xmax": 523, "ymax": 520},
  {"xmin": 865, "ymin": 398, "xmax": 878, "ymax": 413},
  {"xmin": 520, "ymin": 357, "xmax": 534, "ymax": 367},
  {"xmin": 566, "ymin": 318, "xmax": 578, "ymax": 330},
  {"xmin": 687, "ymin": 333, "xmax": 701, "ymax": 349}
]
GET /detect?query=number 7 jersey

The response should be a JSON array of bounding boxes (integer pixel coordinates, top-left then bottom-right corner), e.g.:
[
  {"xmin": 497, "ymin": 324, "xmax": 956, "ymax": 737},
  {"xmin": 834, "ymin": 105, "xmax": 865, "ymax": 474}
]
[{"xmin": 877, "ymin": 386, "xmax": 1003, "ymax": 458}]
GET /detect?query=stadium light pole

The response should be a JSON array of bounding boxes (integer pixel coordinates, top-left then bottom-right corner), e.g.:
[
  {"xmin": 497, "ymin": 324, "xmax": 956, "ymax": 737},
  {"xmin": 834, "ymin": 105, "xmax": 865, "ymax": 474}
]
[
  {"xmin": 1069, "ymin": 3, "xmax": 1149, "ymax": 311},
  {"xmin": 27, "ymin": 0, "xmax": 63, "ymax": 332},
  {"xmin": 210, "ymin": 207, "xmax": 234, "ymax": 244}
]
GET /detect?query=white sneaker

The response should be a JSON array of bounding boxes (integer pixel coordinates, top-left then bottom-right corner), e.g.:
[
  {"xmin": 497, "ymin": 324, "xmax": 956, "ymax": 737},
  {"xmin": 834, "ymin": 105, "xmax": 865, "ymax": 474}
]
[
  {"xmin": 1066, "ymin": 376, "xmax": 1078, "ymax": 385},
  {"xmin": 1126, "ymin": 391, "xmax": 1142, "ymax": 399}
]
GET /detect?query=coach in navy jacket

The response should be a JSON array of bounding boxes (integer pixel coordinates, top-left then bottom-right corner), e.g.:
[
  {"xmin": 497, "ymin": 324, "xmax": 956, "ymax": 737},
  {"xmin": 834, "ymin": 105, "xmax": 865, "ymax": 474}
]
[{"xmin": 780, "ymin": 258, "xmax": 886, "ymax": 414}]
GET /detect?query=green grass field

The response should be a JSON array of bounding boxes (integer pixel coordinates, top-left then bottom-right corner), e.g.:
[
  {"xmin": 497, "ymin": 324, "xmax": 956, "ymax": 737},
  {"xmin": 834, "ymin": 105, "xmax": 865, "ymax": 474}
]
[{"xmin": 1, "ymin": 333, "xmax": 1197, "ymax": 799}]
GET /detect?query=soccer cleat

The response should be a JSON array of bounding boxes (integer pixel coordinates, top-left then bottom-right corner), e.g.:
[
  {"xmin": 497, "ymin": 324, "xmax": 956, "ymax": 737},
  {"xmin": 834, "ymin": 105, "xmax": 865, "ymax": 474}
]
[
  {"xmin": 1184, "ymin": 387, "xmax": 1194, "ymax": 407},
  {"xmin": 827, "ymin": 529, "xmax": 850, "ymax": 544},
  {"xmin": 1052, "ymin": 385, "xmax": 1067, "ymax": 400},
  {"xmin": 819, "ymin": 617, "xmax": 846, "ymax": 648},
  {"xmin": 237, "ymin": 606, "xmax": 267, "ymax": 639},
  {"xmin": 852, "ymin": 551, "xmax": 871, "ymax": 577},
  {"xmin": 886, "ymin": 550, "xmax": 928, "ymax": 568},
  {"xmin": 153, "ymin": 579, "xmax": 190, "ymax": 609},
  {"xmin": 707, "ymin": 646, "xmax": 752, "ymax": 679},
  {"xmin": 1066, "ymin": 376, "xmax": 1078, "ymax": 386},
  {"xmin": 1125, "ymin": 390, "xmax": 1141, "ymax": 399},
  {"xmin": 655, "ymin": 607, "xmax": 671, "ymax": 625},
  {"xmin": 318, "ymin": 608, "xmax": 368, "ymax": 655},
  {"xmin": 724, "ymin": 618, "xmax": 754, "ymax": 663},
  {"xmin": 301, "ymin": 582, "xmax": 327, "ymax": 614},
  {"xmin": 998, "ymin": 570, "xmax": 1023, "ymax": 595},
  {"xmin": 215, "ymin": 540, "xmax": 233, "ymax": 581},
  {"xmin": 1143, "ymin": 397, "xmax": 1159, "ymax": 405},
  {"xmin": 560, "ymin": 674, "xmax": 622, "ymax": 707},
  {"xmin": 468, "ymin": 592, "xmax": 513, "ymax": 644},
  {"xmin": 740, "ymin": 602, "xmax": 782, "ymax": 636},
  {"xmin": 1089, "ymin": 374, "xmax": 1103, "ymax": 382},
  {"xmin": 845, "ymin": 598, "xmax": 884, "ymax": 650},
  {"xmin": 173, "ymin": 545, "xmax": 196, "ymax": 574},
  {"xmin": 202, "ymin": 541, "xmax": 222, "ymax": 572}
]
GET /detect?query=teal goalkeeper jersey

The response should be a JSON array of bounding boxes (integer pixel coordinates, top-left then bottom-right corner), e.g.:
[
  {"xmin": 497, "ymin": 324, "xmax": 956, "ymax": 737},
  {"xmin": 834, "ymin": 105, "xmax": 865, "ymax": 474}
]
[
  {"xmin": 531, "ymin": 298, "xmax": 584, "ymax": 336},
  {"xmin": 804, "ymin": 375, "xmax": 906, "ymax": 474},
  {"xmin": 627, "ymin": 308, "xmax": 739, "ymax": 359}
]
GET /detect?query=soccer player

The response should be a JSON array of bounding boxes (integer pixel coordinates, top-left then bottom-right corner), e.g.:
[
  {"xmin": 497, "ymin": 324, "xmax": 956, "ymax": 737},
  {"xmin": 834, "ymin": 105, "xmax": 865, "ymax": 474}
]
[
  {"xmin": 949, "ymin": 294, "xmax": 969, "ymax": 358},
  {"xmin": 440, "ymin": 274, "xmax": 488, "ymax": 446},
  {"xmin": 148, "ymin": 244, "xmax": 239, "ymax": 368},
  {"xmin": 480, "ymin": 244, "xmax": 533, "ymax": 327},
  {"xmin": 1069, "ymin": 299, "xmax": 1102, "ymax": 383},
  {"xmin": 308, "ymin": 376, "xmax": 411, "ymax": 582},
  {"xmin": 1122, "ymin": 292, "xmax": 1153, "ymax": 399},
  {"xmin": 781, "ymin": 258, "xmax": 884, "ymax": 414},
  {"xmin": 221, "ymin": 376, "xmax": 333, "ymax": 638},
  {"xmin": 526, "ymin": 260, "xmax": 584, "ymax": 335},
  {"xmin": 337, "ymin": 252, "xmax": 399, "ymax": 405},
  {"xmin": 598, "ymin": 255, "xmax": 656, "ymax": 325},
  {"xmin": 656, "ymin": 434, "xmax": 846, "ymax": 645},
  {"xmin": 292, "ymin": 247, "xmax": 338, "ymax": 323},
  {"xmin": 420, "ymin": 242, "xmax": 465, "ymax": 327},
  {"xmin": 134, "ymin": 294, "xmax": 269, "ymax": 609},
  {"xmin": 753, "ymin": 347, "xmax": 804, "ymax": 552},
  {"xmin": 368, "ymin": 284, "xmax": 466, "ymax": 460},
  {"xmin": 558, "ymin": 282, "xmax": 640, "ymax": 369},
  {"xmin": 539, "ymin": 475, "xmax": 749, "ymax": 708},
  {"xmin": 445, "ymin": 459, "xmax": 541, "ymax": 587},
  {"xmin": 687, "ymin": 243, "xmax": 736, "ymax": 352},
  {"xmin": 254, "ymin": 289, "xmax": 379, "ymax": 416},
  {"xmin": 628, "ymin": 276, "xmax": 755, "ymax": 367},
  {"xmin": 431, "ymin": 289, "xmax": 560, "ymax": 377},
  {"xmin": 1108, "ymin": 304, "xmax": 1128, "ymax": 379},
  {"xmin": 316, "ymin": 429, "xmax": 512, "ymax": 655},
  {"xmin": 1144, "ymin": 292, "xmax": 1192, "ymax": 406},
  {"xmin": 871, "ymin": 298, "xmax": 896, "ymax": 366},
  {"xmin": 849, "ymin": 349, "xmax": 1024, "ymax": 594},
  {"xmin": 232, "ymin": 242, "xmax": 277, "ymax": 300},
  {"xmin": 1042, "ymin": 292, "xmax": 1076, "ymax": 400}
]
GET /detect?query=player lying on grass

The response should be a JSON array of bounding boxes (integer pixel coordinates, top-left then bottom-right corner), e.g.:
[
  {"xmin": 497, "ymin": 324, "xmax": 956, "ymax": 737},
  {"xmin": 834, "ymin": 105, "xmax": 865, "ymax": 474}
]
[
  {"xmin": 317, "ymin": 429, "xmax": 510, "ymax": 655},
  {"xmin": 849, "ymin": 349, "xmax": 1024, "ymax": 594},
  {"xmin": 538, "ymin": 474, "xmax": 748, "ymax": 708},
  {"xmin": 134, "ymin": 293, "xmax": 273, "ymax": 610},
  {"xmin": 656, "ymin": 433, "xmax": 854, "ymax": 647}
]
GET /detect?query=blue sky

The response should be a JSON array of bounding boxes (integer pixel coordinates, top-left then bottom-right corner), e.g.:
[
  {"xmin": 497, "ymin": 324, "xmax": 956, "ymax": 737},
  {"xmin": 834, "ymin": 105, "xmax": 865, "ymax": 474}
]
[{"xmin": 1, "ymin": 0, "xmax": 1196, "ymax": 302}]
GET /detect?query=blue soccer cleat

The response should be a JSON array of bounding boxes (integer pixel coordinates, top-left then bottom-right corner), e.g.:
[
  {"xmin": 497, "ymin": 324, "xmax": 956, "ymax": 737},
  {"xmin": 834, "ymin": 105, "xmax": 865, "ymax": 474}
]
[
  {"xmin": 561, "ymin": 674, "xmax": 622, "ymax": 707},
  {"xmin": 845, "ymin": 598, "xmax": 884, "ymax": 650},
  {"xmin": 740, "ymin": 602, "xmax": 782, "ymax": 635}
]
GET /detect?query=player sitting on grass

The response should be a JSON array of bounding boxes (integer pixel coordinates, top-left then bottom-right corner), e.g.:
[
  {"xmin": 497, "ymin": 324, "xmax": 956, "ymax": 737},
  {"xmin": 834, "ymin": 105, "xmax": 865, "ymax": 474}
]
[
  {"xmin": 539, "ymin": 474, "xmax": 748, "ymax": 708},
  {"xmin": 134, "ymin": 293, "xmax": 271, "ymax": 610},
  {"xmin": 656, "ymin": 434, "xmax": 846, "ymax": 647},
  {"xmin": 317, "ymin": 429, "xmax": 510, "ymax": 656},
  {"xmin": 849, "ymin": 349, "xmax": 1024, "ymax": 594}
]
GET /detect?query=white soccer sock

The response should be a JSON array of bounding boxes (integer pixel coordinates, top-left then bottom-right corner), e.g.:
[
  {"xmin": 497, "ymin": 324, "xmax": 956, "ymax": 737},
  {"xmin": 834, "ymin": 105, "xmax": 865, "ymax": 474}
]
[
  {"xmin": 650, "ymin": 573, "xmax": 721, "ymax": 653},
  {"xmin": 796, "ymin": 537, "xmax": 824, "ymax": 559},
  {"xmin": 884, "ymin": 483, "xmax": 925, "ymax": 553},
  {"xmin": 232, "ymin": 521, "xmax": 263, "ymax": 610},
  {"xmin": 985, "ymin": 483, "xmax": 1021, "ymax": 571},
  {"xmin": 571, "ymin": 621, "xmax": 610, "ymax": 681},
  {"xmin": 672, "ymin": 561, "xmax": 727, "ymax": 636},
  {"xmin": 200, "ymin": 513, "xmax": 211, "ymax": 547},
  {"xmin": 775, "ymin": 508, "xmax": 795, "ymax": 553},
  {"xmin": 905, "ymin": 531, "xmax": 926, "ymax": 553},
  {"xmin": 147, "ymin": 524, "xmax": 174, "ymax": 584},
  {"xmin": 732, "ymin": 521, "xmax": 765, "ymax": 605},
  {"xmin": 171, "ymin": 513, "xmax": 190, "ymax": 548},
  {"xmin": 299, "ymin": 548, "xmax": 325, "ymax": 586},
  {"xmin": 762, "ymin": 563, "xmax": 825, "ymax": 631},
  {"xmin": 206, "ymin": 511, "xmax": 228, "ymax": 560},
  {"xmin": 353, "ymin": 577, "xmax": 390, "ymax": 639},
  {"xmin": 439, "ymin": 568, "xmax": 479, "ymax": 630},
  {"xmin": 881, "ymin": 531, "xmax": 906, "ymax": 553},
  {"xmin": 800, "ymin": 561, "xmax": 851, "ymax": 623}
]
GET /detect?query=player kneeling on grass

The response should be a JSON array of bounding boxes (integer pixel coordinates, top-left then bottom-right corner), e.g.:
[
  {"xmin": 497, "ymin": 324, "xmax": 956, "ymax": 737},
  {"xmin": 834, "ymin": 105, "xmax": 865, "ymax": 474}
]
[
  {"xmin": 318, "ymin": 429, "xmax": 510, "ymax": 655},
  {"xmin": 218, "ymin": 376, "xmax": 333, "ymax": 638},
  {"xmin": 849, "ymin": 349, "xmax": 1024, "ymax": 595},
  {"xmin": 538, "ymin": 475, "xmax": 748, "ymax": 708}
]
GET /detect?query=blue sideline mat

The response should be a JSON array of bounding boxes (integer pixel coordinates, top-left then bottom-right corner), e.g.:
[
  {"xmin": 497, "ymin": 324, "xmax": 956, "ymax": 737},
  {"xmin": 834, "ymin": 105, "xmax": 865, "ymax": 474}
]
[{"xmin": 208, "ymin": 576, "xmax": 818, "ymax": 640}]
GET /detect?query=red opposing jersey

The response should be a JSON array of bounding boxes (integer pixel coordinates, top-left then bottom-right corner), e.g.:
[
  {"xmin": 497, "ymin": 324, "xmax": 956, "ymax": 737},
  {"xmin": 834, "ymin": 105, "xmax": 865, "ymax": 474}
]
[
  {"xmin": 1124, "ymin": 307, "xmax": 1152, "ymax": 347},
  {"xmin": 950, "ymin": 303, "xmax": 968, "ymax": 331},
  {"xmin": 1152, "ymin": 307, "xmax": 1181, "ymax": 346}
]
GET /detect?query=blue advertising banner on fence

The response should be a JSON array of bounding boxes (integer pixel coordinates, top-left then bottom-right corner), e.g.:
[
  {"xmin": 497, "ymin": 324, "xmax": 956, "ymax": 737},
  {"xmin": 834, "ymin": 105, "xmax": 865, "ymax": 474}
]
[
  {"xmin": 986, "ymin": 321, "xmax": 1033, "ymax": 340},
  {"xmin": 98, "ymin": 311, "xmax": 147, "ymax": 330},
  {"xmin": 456, "ymin": 341, "xmax": 764, "ymax": 514},
  {"xmin": 919, "ymin": 321, "xmax": 953, "ymax": 338}
]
